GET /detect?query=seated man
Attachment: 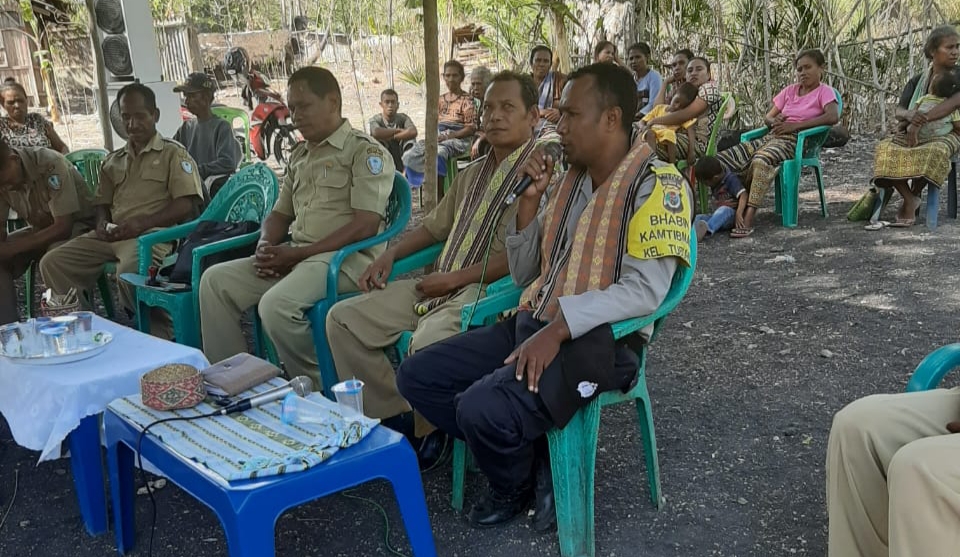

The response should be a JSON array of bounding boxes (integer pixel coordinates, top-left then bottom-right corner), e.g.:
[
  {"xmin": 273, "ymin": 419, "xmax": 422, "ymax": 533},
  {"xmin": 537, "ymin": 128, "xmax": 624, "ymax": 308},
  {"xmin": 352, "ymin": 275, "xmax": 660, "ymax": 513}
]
[
  {"xmin": 173, "ymin": 73, "xmax": 243, "ymax": 199},
  {"xmin": 327, "ymin": 70, "xmax": 543, "ymax": 460},
  {"xmin": 827, "ymin": 388, "xmax": 960, "ymax": 556},
  {"xmin": 0, "ymin": 139, "xmax": 96, "ymax": 323},
  {"xmin": 397, "ymin": 63, "xmax": 692, "ymax": 531},
  {"xmin": 368, "ymin": 88, "xmax": 417, "ymax": 171},
  {"xmin": 40, "ymin": 83, "xmax": 203, "ymax": 335},
  {"xmin": 402, "ymin": 60, "xmax": 476, "ymax": 173},
  {"xmin": 468, "ymin": 66, "xmax": 493, "ymax": 160},
  {"xmin": 199, "ymin": 67, "xmax": 394, "ymax": 389}
]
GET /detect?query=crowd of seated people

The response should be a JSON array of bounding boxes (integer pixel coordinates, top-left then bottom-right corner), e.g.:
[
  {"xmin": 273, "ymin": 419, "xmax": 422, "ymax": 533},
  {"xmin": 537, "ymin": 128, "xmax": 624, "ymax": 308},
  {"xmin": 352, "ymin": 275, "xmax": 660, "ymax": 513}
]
[{"xmin": 6, "ymin": 26, "xmax": 960, "ymax": 554}]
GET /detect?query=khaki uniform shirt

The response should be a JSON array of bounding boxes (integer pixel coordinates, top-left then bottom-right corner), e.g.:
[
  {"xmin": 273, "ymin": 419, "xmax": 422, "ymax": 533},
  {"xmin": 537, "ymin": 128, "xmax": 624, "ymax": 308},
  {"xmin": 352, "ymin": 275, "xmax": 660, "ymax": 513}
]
[
  {"xmin": 421, "ymin": 156, "xmax": 516, "ymax": 259},
  {"xmin": 96, "ymin": 132, "xmax": 203, "ymax": 223},
  {"xmin": 0, "ymin": 147, "xmax": 96, "ymax": 234},
  {"xmin": 274, "ymin": 119, "xmax": 394, "ymax": 282}
]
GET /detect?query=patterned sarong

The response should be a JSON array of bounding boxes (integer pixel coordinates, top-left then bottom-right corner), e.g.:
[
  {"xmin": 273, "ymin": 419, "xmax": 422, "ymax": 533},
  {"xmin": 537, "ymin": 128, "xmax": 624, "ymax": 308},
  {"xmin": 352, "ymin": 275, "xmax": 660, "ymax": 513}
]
[
  {"xmin": 715, "ymin": 135, "xmax": 797, "ymax": 207},
  {"xmin": 872, "ymin": 65, "xmax": 960, "ymax": 189}
]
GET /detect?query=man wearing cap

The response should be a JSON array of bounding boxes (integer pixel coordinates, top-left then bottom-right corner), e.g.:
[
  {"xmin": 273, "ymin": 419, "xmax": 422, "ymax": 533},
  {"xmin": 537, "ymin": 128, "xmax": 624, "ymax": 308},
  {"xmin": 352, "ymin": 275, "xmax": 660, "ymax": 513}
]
[
  {"xmin": 198, "ymin": 66, "xmax": 394, "ymax": 389},
  {"xmin": 174, "ymin": 73, "xmax": 242, "ymax": 199},
  {"xmin": 0, "ymin": 138, "xmax": 96, "ymax": 323},
  {"xmin": 40, "ymin": 83, "xmax": 203, "ymax": 336}
]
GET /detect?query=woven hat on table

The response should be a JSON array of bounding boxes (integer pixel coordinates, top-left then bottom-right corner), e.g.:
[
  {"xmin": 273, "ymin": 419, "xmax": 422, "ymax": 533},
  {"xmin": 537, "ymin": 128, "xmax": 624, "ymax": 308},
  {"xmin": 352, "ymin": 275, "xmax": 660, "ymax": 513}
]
[{"xmin": 141, "ymin": 364, "xmax": 205, "ymax": 411}]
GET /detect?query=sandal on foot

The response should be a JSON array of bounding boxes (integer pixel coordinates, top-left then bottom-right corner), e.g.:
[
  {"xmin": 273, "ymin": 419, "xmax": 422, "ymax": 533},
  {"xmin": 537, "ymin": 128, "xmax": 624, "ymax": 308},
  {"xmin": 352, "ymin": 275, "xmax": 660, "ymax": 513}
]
[
  {"xmin": 888, "ymin": 218, "xmax": 915, "ymax": 228},
  {"xmin": 730, "ymin": 227, "xmax": 754, "ymax": 238},
  {"xmin": 864, "ymin": 221, "xmax": 889, "ymax": 231}
]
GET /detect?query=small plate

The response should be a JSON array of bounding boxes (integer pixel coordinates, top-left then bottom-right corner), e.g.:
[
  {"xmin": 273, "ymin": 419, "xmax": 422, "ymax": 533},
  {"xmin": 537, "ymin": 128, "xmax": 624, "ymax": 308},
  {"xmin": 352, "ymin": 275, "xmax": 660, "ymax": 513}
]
[{"xmin": 1, "ymin": 331, "xmax": 114, "ymax": 366}]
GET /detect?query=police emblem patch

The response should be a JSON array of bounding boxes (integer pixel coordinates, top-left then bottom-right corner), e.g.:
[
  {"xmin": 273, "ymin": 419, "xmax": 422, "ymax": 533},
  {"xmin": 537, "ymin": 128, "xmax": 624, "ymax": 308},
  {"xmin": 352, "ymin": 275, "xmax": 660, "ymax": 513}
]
[
  {"xmin": 663, "ymin": 184, "xmax": 683, "ymax": 214},
  {"xmin": 181, "ymin": 160, "xmax": 194, "ymax": 174},
  {"xmin": 48, "ymin": 175, "xmax": 61, "ymax": 190},
  {"xmin": 366, "ymin": 155, "xmax": 384, "ymax": 175}
]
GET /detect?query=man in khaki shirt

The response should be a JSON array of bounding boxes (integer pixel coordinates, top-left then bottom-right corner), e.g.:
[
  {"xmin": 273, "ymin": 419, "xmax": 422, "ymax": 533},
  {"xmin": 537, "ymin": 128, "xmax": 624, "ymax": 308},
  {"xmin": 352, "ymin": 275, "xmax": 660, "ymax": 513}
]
[
  {"xmin": 326, "ymin": 71, "xmax": 542, "ymax": 457},
  {"xmin": 0, "ymin": 140, "xmax": 96, "ymax": 323},
  {"xmin": 199, "ymin": 66, "xmax": 394, "ymax": 388},
  {"xmin": 40, "ymin": 83, "xmax": 203, "ymax": 329}
]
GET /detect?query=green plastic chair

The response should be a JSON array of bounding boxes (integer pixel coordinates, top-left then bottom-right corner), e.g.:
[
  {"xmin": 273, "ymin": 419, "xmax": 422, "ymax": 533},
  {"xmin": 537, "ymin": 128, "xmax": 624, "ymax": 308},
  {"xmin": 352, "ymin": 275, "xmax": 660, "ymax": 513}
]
[
  {"xmin": 739, "ymin": 87, "xmax": 843, "ymax": 228},
  {"xmin": 118, "ymin": 163, "xmax": 278, "ymax": 347},
  {"xmin": 449, "ymin": 233, "xmax": 698, "ymax": 557},
  {"xmin": 676, "ymin": 92, "xmax": 733, "ymax": 214},
  {"xmin": 20, "ymin": 150, "xmax": 114, "ymax": 319},
  {"xmin": 389, "ymin": 243, "xmax": 518, "ymax": 359},
  {"xmin": 211, "ymin": 106, "xmax": 253, "ymax": 164},
  {"xmin": 254, "ymin": 172, "xmax": 413, "ymax": 398}
]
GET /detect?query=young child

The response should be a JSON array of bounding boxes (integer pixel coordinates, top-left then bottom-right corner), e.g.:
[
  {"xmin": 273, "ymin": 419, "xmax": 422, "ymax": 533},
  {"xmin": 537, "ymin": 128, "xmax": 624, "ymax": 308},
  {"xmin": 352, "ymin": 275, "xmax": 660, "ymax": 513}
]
[
  {"xmin": 693, "ymin": 156, "xmax": 745, "ymax": 241},
  {"xmin": 641, "ymin": 82, "xmax": 699, "ymax": 163},
  {"xmin": 904, "ymin": 69, "xmax": 960, "ymax": 146}
]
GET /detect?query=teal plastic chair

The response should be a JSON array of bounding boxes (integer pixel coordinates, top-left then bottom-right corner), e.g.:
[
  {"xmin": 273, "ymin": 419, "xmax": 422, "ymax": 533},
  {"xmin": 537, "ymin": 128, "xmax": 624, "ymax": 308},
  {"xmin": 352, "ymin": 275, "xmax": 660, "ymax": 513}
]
[
  {"xmin": 119, "ymin": 163, "xmax": 278, "ymax": 347},
  {"xmin": 255, "ymin": 173, "xmax": 411, "ymax": 397},
  {"xmin": 739, "ymin": 87, "xmax": 843, "ymax": 228},
  {"xmin": 906, "ymin": 344, "xmax": 960, "ymax": 392},
  {"xmin": 449, "ymin": 233, "xmax": 698, "ymax": 557},
  {"xmin": 19, "ymin": 150, "xmax": 113, "ymax": 319},
  {"xmin": 676, "ymin": 91, "xmax": 733, "ymax": 214},
  {"xmin": 389, "ymin": 243, "xmax": 518, "ymax": 360},
  {"xmin": 211, "ymin": 106, "xmax": 253, "ymax": 164}
]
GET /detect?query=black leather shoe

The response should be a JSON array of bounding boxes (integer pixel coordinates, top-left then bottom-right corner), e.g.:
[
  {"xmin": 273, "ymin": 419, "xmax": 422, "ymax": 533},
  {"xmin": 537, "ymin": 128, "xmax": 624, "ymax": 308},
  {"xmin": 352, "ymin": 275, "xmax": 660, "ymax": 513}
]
[
  {"xmin": 417, "ymin": 430, "xmax": 451, "ymax": 470},
  {"xmin": 531, "ymin": 455, "xmax": 556, "ymax": 533},
  {"xmin": 467, "ymin": 485, "xmax": 533, "ymax": 528}
]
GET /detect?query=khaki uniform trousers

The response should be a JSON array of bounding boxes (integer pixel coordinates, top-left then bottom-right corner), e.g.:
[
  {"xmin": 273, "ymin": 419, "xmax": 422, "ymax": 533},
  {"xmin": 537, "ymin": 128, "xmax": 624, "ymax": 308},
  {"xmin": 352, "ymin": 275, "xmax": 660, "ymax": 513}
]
[
  {"xmin": 826, "ymin": 388, "xmax": 960, "ymax": 557},
  {"xmin": 326, "ymin": 279, "xmax": 482, "ymax": 437},
  {"xmin": 198, "ymin": 254, "xmax": 355, "ymax": 390},
  {"xmin": 38, "ymin": 231, "xmax": 172, "ymax": 336}
]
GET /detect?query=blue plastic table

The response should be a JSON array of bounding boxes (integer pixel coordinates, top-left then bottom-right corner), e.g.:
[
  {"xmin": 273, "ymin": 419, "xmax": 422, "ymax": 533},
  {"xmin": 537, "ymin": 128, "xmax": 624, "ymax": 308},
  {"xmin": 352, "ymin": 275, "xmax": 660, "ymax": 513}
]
[{"xmin": 103, "ymin": 409, "xmax": 439, "ymax": 556}]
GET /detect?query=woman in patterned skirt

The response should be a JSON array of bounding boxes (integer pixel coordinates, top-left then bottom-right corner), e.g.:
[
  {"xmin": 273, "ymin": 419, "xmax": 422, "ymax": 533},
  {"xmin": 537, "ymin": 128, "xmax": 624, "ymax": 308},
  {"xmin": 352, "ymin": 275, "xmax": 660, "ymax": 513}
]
[
  {"xmin": 717, "ymin": 49, "xmax": 839, "ymax": 237},
  {"xmin": 868, "ymin": 25, "xmax": 960, "ymax": 228},
  {"xmin": 0, "ymin": 80, "xmax": 68, "ymax": 153}
]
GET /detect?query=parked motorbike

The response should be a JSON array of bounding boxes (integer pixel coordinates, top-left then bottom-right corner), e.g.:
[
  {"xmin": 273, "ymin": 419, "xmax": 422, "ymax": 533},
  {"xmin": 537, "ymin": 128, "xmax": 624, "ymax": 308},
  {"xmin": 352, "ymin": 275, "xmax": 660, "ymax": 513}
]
[{"xmin": 224, "ymin": 47, "xmax": 300, "ymax": 166}]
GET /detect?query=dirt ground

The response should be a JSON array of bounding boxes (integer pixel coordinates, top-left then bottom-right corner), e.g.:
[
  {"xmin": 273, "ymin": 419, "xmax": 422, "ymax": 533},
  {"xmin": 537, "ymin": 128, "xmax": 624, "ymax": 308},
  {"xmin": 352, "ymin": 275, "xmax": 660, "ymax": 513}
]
[{"xmin": 2, "ymin": 95, "xmax": 960, "ymax": 556}]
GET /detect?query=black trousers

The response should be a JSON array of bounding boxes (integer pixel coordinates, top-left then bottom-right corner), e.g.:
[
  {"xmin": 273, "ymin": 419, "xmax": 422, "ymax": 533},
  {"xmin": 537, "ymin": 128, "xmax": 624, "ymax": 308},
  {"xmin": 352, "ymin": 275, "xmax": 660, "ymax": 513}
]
[{"xmin": 396, "ymin": 311, "xmax": 637, "ymax": 493}]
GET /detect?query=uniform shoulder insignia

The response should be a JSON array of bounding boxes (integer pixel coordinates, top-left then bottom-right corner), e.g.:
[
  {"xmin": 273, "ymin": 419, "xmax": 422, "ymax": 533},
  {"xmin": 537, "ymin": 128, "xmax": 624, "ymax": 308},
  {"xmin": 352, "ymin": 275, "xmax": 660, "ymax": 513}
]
[
  {"xmin": 47, "ymin": 174, "xmax": 61, "ymax": 190},
  {"xmin": 366, "ymin": 153, "xmax": 384, "ymax": 175},
  {"xmin": 181, "ymin": 160, "xmax": 194, "ymax": 174}
]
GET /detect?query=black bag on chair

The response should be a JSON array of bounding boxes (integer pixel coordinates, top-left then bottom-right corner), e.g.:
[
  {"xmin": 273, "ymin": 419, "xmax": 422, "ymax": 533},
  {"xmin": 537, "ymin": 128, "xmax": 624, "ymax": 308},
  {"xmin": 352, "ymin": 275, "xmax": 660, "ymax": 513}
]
[{"xmin": 159, "ymin": 220, "xmax": 260, "ymax": 284}]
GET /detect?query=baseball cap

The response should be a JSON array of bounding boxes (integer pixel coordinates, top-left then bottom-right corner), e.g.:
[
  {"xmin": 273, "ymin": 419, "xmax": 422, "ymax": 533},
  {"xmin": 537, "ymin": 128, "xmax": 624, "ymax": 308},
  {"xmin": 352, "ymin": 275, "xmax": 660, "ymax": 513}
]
[{"xmin": 173, "ymin": 73, "xmax": 214, "ymax": 93}]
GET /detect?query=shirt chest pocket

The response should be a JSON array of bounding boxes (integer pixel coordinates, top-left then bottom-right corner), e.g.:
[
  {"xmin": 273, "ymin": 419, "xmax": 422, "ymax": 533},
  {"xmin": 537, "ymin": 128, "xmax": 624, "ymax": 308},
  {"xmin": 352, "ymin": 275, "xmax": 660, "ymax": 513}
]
[{"xmin": 310, "ymin": 164, "xmax": 351, "ymax": 205}]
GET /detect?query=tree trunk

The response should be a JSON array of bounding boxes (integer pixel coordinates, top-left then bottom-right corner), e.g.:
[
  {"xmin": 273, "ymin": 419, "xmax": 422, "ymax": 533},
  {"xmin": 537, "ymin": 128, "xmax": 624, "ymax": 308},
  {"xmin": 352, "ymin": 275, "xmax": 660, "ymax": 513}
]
[
  {"xmin": 549, "ymin": 6, "xmax": 572, "ymax": 74},
  {"xmin": 423, "ymin": 0, "xmax": 440, "ymax": 212}
]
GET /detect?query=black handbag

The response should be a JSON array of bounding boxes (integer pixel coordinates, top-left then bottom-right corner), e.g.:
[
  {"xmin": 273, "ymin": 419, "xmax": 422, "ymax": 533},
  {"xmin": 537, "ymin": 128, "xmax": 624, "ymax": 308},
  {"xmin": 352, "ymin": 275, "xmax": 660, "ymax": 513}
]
[{"xmin": 159, "ymin": 220, "xmax": 260, "ymax": 284}]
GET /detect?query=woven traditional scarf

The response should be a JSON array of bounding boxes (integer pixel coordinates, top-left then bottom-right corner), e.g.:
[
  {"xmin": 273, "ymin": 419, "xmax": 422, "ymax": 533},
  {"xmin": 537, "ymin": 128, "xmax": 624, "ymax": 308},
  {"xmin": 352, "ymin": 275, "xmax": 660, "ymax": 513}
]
[
  {"xmin": 419, "ymin": 137, "xmax": 538, "ymax": 311},
  {"xmin": 520, "ymin": 142, "xmax": 654, "ymax": 321}
]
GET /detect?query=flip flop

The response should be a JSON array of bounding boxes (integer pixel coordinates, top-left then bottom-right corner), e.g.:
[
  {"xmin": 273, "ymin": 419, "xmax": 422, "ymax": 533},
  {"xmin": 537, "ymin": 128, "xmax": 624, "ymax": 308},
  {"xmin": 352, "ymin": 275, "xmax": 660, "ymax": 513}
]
[
  {"xmin": 888, "ymin": 218, "xmax": 915, "ymax": 228},
  {"xmin": 730, "ymin": 227, "xmax": 754, "ymax": 238},
  {"xmin": 864, "ymin": 221, "xmax": 889, "ymax": 231}
]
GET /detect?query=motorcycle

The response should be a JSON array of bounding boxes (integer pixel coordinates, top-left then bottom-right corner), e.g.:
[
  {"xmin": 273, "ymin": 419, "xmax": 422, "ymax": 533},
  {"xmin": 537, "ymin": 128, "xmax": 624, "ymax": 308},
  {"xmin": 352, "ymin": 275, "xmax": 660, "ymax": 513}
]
[{"xmin": 224, "ymin": 47, "xmax": 300, "ymax": 166}]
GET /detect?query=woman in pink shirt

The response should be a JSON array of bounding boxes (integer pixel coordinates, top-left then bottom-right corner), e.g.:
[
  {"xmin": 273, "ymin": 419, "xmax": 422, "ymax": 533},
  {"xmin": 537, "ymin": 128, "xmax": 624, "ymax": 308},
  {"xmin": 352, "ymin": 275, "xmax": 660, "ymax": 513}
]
[{"xmin": 717, "ymin": 49, "xmax": 839, "ymax": 237}]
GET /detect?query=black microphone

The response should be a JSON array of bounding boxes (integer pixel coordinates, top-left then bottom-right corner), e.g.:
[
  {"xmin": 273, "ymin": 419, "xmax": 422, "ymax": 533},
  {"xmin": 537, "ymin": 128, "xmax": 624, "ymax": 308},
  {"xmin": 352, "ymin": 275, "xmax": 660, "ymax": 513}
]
[
  {"xmin": 217, "ymin": 376, "xmax": 313, "ymax": 415},
  {"xmin": 504, "ymin": 142, "xmax": 563, "ymax": 205}
]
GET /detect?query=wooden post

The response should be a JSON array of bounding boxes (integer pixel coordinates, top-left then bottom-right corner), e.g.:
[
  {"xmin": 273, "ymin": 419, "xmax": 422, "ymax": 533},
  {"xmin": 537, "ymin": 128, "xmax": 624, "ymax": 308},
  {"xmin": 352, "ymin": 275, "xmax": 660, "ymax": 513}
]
[
  {"xmin": 388, "ymin": 0, "xmax": 395, "ymax": 89},
  {"xmin": 423, "ymin": 0, "xmax": 440, "ymax": 212},
  {"xmin": 864, "ymin": 0, "xmax": 884, "ymax": 132},
  {"xmin": 84, "ymin": 0, "xmax": 113, "ymax": 151}
]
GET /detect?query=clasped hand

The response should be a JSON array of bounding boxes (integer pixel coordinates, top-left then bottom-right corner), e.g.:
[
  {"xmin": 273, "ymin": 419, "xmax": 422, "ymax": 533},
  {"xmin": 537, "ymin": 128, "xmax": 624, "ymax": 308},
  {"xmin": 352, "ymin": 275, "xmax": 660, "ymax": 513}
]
[
  {"xmin": 253, "ymin": 241, "xmax": 303, "ymax": 278},
  {"xmin": 97, "ymin": 217, "xmax": 147, "ymax": 242}
]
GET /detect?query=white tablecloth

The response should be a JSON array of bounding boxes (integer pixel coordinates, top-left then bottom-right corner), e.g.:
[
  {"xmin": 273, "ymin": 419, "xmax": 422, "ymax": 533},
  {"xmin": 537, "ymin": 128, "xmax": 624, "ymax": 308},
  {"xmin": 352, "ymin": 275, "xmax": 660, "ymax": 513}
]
[{"xmin": 0, "ymin": 317, "xmax": 209, "ymax": 462}]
